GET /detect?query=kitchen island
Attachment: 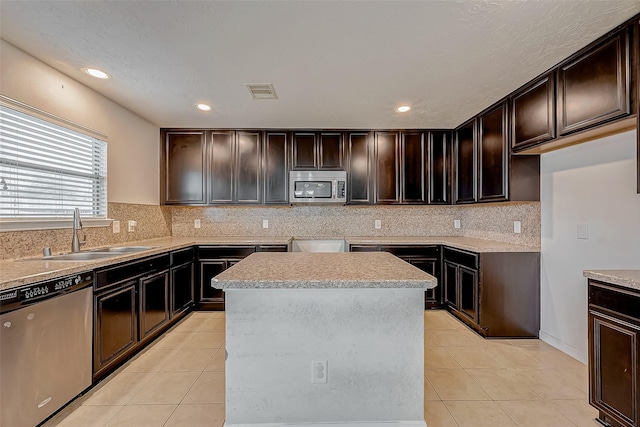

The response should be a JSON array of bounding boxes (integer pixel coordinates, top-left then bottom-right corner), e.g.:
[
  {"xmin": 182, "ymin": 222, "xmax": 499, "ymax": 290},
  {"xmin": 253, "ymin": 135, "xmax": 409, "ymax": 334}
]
[{"xmin": 213, "ymin": 252, "xmax": 436, "ymax": 427}]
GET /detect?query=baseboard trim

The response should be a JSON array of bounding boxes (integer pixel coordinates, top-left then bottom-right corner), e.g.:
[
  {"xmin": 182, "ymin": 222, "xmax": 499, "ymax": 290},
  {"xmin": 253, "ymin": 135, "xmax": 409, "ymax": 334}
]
[
  {"xmin": 224, "ymin": 422, "xmax": 427, "ymax": 427},
  {"xmin": 539, "ymin": 330, "xmax": 587, "ymax": 364}
]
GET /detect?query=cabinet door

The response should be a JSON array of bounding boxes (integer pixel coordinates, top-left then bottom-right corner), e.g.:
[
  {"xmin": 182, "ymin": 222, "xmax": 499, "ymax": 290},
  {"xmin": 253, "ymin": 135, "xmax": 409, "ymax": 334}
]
[
  {"xmin": 236, "ymin": 131, "xmax": 262, "ymax": 204},
  {"xmin": 407, "ymin": 258, "xmax": 440, "ymax": 308},
  {"xmin": 478, "ymin": 102, "xmax": 508, "ymax": 202},
  {"xmin": 558, "ymin": 30, "xmax": 630, "ymax": 136},
  {"xmin": 94, "ymin": 283, "xmax": 137, "ymax": 373},
  {"xmin": 347, "ymin": 132, "xmax": 373, "ymax": 204},
  {"xmin": 511, "ymin": 73, "xmax": 555, "ymax": 151},
  {"xmin": 459, "ymin": 266, "xmax": 478, "ymax": 323},
  {"xmin": 428, "ymin": 131, "xmax": 451, "ymax": 205},
  {"xmin": 292, "ymin": 133, "xmax": 317, "ymax": 170},
  {"xmin": 444, "ymin": 262, "xmax": 458, "ymax": 309},
  {"xmin": 209, "ymin": 131, "xmax": 235, "ymax": 203},
  {"xmin": 318, "ymin": 133, "xmax": 344, "ymax": 170},
  {"xmin": 200, "ymin": 260, "xmax": 227, "ymax": 303},
  {"xmin": 402, "ymin": 132, "xmax": 427, "ymax": 204},
  {"xmin": 139, "ymin": 271, "xmax": 169, "ymax": 340},
  {"xmin": 454, "ymin": 120, "xmax": 477, "ymax": 204},
  {"xmin": 171, "ymin": 262, "xmax": 194, "ymax": 317},
  {"xmin": 164, "ymin": 131, "xmax": 207, "ymax": 204},
  {"xmin": 589, "ymin": 310, "xmax": 640, "ymax": 427},
  {"xmin": 264, "ymin": 132, "xmax": 289, "ymax": 204},
  {"xmin": 375, "ymin": 131, "xmax": 400, "ymax": 204}
]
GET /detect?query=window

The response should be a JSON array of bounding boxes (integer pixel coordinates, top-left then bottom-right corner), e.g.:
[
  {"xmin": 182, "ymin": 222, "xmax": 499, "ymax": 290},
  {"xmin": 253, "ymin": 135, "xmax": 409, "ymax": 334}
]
[{"xmin": 0, "ymin": 104, "xmax": 107, "ymax": 221}]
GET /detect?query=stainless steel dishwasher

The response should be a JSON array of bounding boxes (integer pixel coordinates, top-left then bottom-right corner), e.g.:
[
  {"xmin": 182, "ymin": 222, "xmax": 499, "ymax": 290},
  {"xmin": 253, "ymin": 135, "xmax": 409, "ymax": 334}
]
[{"xmin": 0, "ymin": 271, "xmax": 93, "ymax": 427}]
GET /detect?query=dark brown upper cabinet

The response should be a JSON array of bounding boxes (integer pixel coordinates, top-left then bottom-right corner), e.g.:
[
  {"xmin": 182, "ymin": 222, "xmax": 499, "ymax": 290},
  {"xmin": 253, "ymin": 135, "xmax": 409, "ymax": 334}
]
[
  {"xmin": 454, "ymin": 119, "xmax": 477, "ymax": 204},
  {"xmin": 557, "ymin": 28, "xmax": 630, "ymax": 136},
  {"xmin": 291, "ymin": 132, "xmax": 344, "ymax": 170},
  {"xmin": 163, "ymin": 131, "xmax": 207, "ymax": 205},
  {"xmin": 636, "ymin": 18, "xmax": 640, "ymax": 194},
  {"xmin": 263, "ymin": 132, "xmax": 289, "ymax": 204},
  {"xmin": 346, "ymin": 132, "xmax": 373, "ymax": 204},
  {"xmin": 428, "ymin": 131, "xmax": 451, "ymax": 205},
  {"xmin": 374, "ymin": 131, "xmax": 401, "ymax": 204},
  {"xmin": 478, "ymin": 101, "xmax": 508, "ymax": 202},
  {"xmin": 511, "ymin": 72, "xmax": 556, "ymax": 151},
  {"xmin": 208, "ymin": 131, "xmax": 262, "ymax": 204},
  {"xmin": 401, "ymin": 132, "xmax": 427, "ymax": 204}
]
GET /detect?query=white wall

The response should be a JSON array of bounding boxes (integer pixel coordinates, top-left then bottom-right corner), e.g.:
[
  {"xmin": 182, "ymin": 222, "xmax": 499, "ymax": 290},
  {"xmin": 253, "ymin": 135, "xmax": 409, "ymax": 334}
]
[
  {"xmin": 540, "ymin": 130, "xmax": 640, "ymax": 363},
  {"xmin": 0, "ymin": 40, "xmax": 160, "ymax": 205}
]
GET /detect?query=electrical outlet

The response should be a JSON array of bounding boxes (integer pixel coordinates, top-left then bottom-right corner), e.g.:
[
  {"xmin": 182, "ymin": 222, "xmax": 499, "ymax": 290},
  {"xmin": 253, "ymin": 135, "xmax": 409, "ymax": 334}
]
[
  {"xmin": 577, "ymin": 223, "xmax": 589, "ymax": 240},
  {"xmin": 127, "ymin": 220, "xmax": 137, "ymax": 233},
  {"xmin": 194, "ymin": 219, "xmax": 201, "ymax": 229},
  {"xmin": 311, "ymin": 360, "xmax": 328, "ymax": 384},
  {"xmin": 263, "ymin": 219, "xmax": 269, "ymax": 229},
  {"xmin": 374, "ymin": 219, "xmax": 382, "ymax": 229},
  {"xmin": 454, "ymin": 219, "xmax": 461, "ymax": 229},
  {"xmin": 514, "ymin": 221, "xmax": 521, "ymax": 234},
  {"xmin": 112, "ymin": 220, "xmax": 120, "ymax": 234}
]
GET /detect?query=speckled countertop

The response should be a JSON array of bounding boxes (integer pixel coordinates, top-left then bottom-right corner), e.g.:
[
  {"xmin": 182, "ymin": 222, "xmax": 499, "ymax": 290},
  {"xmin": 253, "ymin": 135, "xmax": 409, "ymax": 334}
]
[
  {"xmin": 583, "ymin": 270, "xmax": 640, "ymax": 291},
  {"xmin": 213, "ymin": 252, "xmax": 437, "ymax": 289},
  {"xmin": 0, "ymin": 236, "xmax": 292, "ymax": 291},
  {"xmin": 0, "ymin": 235, "xmax": 537, "ymax": 291},
  {"xmin": 345, "ymin": 236, "xmax": 540, "ymax": 252}
]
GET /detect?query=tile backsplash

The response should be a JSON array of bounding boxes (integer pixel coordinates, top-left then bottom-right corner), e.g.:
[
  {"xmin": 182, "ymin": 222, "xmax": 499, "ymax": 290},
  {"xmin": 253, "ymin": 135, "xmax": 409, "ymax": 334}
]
[
  {"xmin": 1, "ymin": 201, "xmax": 540, "ymax": 260},
  {"xmin": 0, "ymin": 203, "xmax": 172, "ymax": 260},
  {"xmin": 171, "ymin": 202, "xmax": 540, "ymax": 247}
]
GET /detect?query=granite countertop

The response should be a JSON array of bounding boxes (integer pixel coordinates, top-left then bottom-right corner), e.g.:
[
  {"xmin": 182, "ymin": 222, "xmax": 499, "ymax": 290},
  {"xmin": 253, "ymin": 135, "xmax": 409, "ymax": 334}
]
[
  {"xmin": 0, "ymin": 236, "xmax": 292, "ymax": 291},
  {"xmin": 0, "ymin": 235, "xmax": 537, "ymax": 292},
  {"xmin": 212, "ymin": 252, "xmax": 437, "ymax": 289},
  {"xmin": 345, "ymin": 236, "xmax": 540, "ymax": 253},
  {"xmin": 583, "ymin": 270, "xmax": 640, "ymax": 291}
]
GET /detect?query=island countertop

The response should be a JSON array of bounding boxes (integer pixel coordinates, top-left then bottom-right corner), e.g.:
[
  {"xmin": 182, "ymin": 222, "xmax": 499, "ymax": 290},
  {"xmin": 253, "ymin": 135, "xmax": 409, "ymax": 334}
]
[
  {"xmin": 583, "ymin": 270, "xmax": 640, "ymax": 291},
  {"xmin": 212, "ymin": 252, "xmax": 437, "ymax": 289}
]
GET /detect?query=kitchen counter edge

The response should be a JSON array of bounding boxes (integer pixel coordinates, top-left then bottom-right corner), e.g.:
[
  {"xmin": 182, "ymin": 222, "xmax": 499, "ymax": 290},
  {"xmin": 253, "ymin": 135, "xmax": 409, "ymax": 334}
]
[{"xmin": 583, "ymin": 270, "xmax": 640, "ymax": 291}]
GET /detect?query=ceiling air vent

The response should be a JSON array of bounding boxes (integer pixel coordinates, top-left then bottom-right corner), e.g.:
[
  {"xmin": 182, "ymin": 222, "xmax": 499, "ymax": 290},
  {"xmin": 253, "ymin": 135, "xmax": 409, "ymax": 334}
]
[{"xmin": 245, "ymin": 83, "xmax": 278, "ymax": 100}]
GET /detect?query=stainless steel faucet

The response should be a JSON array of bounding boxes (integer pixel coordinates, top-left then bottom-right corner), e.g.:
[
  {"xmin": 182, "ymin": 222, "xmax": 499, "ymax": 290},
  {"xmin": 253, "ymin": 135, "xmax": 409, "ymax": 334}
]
[{"xmin": 71, "ymin": 208, "xmax": 86, "ymax": 252}]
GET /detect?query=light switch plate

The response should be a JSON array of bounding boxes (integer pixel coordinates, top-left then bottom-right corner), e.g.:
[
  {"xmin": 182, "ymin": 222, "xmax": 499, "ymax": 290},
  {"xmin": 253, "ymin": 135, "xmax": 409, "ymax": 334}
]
[
  {"xmin": 194, "ymin": 219, "xmax": 201, "ymax": 229},
  {"xmin": 577, "ymin": 223, "xmax": 589, "ymax": 240},
  {"xmin": 374, "ymin": 219, "xmax": 382, "ymax": 229},
  {"xmin": 127, "ymin": 220, "xmax": 137, "ymax": 233},
  {"xmin": 263, "ymin": 219, "xmax": 269, "ymax": 229},
  {"xmin": 454, "ymin": 219, "xmax": 461, "ymax": 229},
  {"xmin": 112, "ymin": 220, "xmax": 120, "ymax": 234}
]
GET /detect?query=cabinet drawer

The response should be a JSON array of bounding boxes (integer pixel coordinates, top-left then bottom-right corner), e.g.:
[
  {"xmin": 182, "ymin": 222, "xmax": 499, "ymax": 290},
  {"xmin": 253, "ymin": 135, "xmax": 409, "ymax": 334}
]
[
  {"xmin": 171, "ymin": 247, "xmax": 194, "ymax": 266},
  {"xmin": 95, "ymin": 254, "xmax": 170, "ymax": 290},
  {"xmin": 443, "ymin": 247, "xmax": 478, "ymax": 270},
  {"xmin": 349, "ymin": 245, "xmax": 380, "ymax": 252},
  {"xmin": 589, "ymin": 281, "xmax": 640, "ymax": 322},
  {"xmin": 197, "ymin": 246, "xmax": 256, "ymax": 259},
  {"xmin": 380, "ymin": 245, "xmax": 440, "ymax": 258},
  {"xmin": 257, "ymin": 245, "xmax": 289, "ymax": 252}
]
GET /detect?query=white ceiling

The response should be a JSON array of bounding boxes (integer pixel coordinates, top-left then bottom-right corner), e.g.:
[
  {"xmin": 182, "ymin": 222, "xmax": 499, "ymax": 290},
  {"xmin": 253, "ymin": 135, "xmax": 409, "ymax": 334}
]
[{"xmin": 1, "ymin": 1, "xmax": 639, "ymax": 129}]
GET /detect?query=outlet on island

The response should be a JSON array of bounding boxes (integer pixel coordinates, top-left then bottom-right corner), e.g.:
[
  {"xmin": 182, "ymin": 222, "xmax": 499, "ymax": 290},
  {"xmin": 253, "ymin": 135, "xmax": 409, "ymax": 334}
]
[{"xmin": 311, "ymin": 360, "xmax": 328, "ymax": 384}]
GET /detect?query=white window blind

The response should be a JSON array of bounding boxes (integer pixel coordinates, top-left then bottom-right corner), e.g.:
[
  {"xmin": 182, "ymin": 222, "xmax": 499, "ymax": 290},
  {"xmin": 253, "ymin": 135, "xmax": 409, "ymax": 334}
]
[{"xmin": 0, "ymin": 105, "xmax": 107, "ymax": 219}]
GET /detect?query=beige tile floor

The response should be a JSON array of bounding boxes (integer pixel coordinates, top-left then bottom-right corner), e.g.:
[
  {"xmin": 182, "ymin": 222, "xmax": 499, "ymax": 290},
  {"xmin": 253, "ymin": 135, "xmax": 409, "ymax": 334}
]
[{"xmin": 46, "ymin": 310, "xmax": 599, "ymax": 427}]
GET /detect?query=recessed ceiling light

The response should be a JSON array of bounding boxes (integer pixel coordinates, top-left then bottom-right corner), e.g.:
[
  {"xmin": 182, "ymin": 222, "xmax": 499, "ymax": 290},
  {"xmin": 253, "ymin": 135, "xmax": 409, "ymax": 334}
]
[
  {"xmin": 195, "ymin": 103, "xmax": 212, "ymax": 112},
  {"xmin": 83, "ymin": 68, "xmax": 110, "ymax": 79},
  {"xmin": 396, "ymin": 106, "xmax": 411, "ymax": 113}
]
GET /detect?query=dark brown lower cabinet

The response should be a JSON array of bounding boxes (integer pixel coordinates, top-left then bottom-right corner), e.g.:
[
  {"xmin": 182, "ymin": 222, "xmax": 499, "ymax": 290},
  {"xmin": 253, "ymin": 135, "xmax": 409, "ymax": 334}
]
[
  {"xmin": 349, "ymin": 244, "xmax": 442, "ymax": 309},
  {"xmin": 444, "ymin": 247, "xmax": 540, "ymax": 338},
  {"xmin": 171, "ymin": 262, "xmax": 194, "ymax": 317},
  {"xmin": 588, "ymin": 280, "xmax": 640, "ymax": 427},
  {"xmin": 93, "ymin": 253, "xmax": 186, "ymax": 381},
  {"xmin": 139, "ymin": 271, "xmax": 169, "ymax": 341},
  {"xmin": 94, "ymin": 283, "xmax": 137, "ymax": 377},
  {"xmin": 197, "ymin": 244, "xmax": 288, "ymax": 310}
]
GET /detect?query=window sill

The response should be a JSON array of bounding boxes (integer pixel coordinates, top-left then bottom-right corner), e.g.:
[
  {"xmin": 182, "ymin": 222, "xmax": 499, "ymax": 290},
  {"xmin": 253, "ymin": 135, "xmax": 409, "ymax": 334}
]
[{"xmin": 0, "ymin": 218, "xmax": 113, "ymax": 232}]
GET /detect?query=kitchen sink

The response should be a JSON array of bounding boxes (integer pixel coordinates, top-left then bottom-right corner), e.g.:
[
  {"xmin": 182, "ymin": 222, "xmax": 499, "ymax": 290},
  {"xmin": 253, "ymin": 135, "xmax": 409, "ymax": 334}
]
[{"xmin": 18, "ymin": 246, "xmax": 158, "ymax": 261}]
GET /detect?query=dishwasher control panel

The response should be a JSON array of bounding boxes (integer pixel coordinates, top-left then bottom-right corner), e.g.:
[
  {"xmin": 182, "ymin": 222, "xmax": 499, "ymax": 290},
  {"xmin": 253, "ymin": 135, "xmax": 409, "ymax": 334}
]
[{"xmin": 0, "ymin": 272, "xmax": 93, "ymax": 314}]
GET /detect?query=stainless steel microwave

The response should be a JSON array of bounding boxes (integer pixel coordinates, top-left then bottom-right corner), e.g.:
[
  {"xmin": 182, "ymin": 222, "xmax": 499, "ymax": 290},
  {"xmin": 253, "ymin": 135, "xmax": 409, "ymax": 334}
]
[{"xmin": 289, "ymin": 171, "xmax": 347, "ymax": 203}]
